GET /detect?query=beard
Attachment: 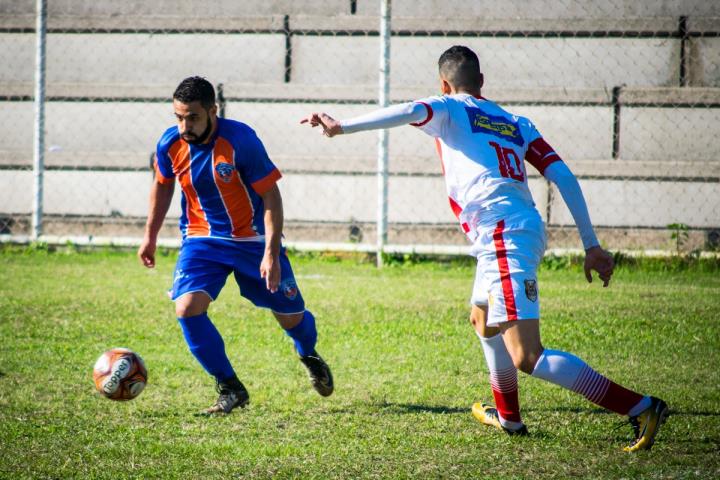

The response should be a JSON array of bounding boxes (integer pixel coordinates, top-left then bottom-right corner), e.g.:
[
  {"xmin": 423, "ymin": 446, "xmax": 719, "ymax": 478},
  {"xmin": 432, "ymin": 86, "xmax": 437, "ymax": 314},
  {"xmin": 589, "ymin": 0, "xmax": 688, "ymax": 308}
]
[{"xmin": 182, "ymin": 118, "xmax": 213, "ymax": 145}]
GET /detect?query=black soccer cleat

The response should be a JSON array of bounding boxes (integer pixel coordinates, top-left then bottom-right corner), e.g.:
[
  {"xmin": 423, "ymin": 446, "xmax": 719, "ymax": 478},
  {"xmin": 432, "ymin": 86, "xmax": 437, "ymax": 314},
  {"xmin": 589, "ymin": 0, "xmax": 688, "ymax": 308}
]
[
  {"xmin": 299, "ymin": 350, "xmax": 334, "ymax": 397},
  {"xmin": 205, "ymin": 376, "xmax": 250, "ymax": 415},
  {"xmin": 624, "ymin": 396, "xmax": 670, "ymax": 452}
]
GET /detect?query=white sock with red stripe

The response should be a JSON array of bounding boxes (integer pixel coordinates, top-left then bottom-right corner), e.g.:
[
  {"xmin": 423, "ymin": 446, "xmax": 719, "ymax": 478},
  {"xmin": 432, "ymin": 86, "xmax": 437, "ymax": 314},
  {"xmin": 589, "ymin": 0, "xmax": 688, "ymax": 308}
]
[
  {"xmin": 531, "ymin": 349, "xmax": 647, "ymax": 416},
  {"xmin": 478, "ymin": 332, "xmax": 524, "ymax": 430}
]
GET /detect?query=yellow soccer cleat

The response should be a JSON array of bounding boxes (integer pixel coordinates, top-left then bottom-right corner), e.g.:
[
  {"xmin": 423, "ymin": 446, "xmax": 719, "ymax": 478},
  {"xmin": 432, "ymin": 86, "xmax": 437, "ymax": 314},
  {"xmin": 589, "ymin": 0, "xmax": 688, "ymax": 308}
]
[
  {"xmin": 472, "ymin": 402, "xmax": 528, "ymax": 436},
  {"xmin": 624, "ymin": 397, "xmax": 670, "ymax": 452}
]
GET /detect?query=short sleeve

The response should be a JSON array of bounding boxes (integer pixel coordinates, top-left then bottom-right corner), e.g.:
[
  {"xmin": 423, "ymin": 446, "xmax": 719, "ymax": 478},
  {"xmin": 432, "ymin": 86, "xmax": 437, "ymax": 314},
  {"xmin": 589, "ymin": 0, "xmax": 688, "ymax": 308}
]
[
  {"xmin": 234, "ymin": 129, "xmax": 282, "ymax": 195},
  {"xmin": 155, "ymin": 128, "xmax": 178, "ymax": 184},
  {"xmin": 410, "ymin": 96, "xmax": 449, "ymax": 138}
]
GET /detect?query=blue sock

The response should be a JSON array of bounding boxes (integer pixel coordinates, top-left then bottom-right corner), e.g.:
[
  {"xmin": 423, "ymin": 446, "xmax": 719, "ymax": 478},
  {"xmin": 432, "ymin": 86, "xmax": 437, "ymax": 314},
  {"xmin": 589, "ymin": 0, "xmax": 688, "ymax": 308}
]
[
  {"xmin": 284, "ymin": 310, "xmax": 317, "ymax": 357},
  {"xmin": 177, "ymin": 313, "xmax": 236, "ymax": 382}
]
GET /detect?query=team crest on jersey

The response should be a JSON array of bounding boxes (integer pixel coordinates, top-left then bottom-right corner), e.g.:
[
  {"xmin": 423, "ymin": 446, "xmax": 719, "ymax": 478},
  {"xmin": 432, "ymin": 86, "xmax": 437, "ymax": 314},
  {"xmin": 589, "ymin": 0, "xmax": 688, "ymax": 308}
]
[
  {"xmin": 280, "ymin": 279, "xmax": 298, "ymax": 300},
  {"xmin": 465, "ymin": 107, "xmax": 524, "ymax": 146},
  {"xmin": 524, "ymin": 279, "xmax": 538, "ymax": 302},
  {"xmin": 215, "ymin": 162, "xmax": 235, "ymax": 183}
]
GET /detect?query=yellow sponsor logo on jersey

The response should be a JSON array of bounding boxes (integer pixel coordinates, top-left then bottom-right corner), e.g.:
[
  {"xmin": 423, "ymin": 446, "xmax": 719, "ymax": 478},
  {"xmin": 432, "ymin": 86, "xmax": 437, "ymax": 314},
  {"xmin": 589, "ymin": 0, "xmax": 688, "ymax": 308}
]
[
  {"xmin": 471, "ymin": 114, "xmax": 518, "ymax": 138},
  {"xmin": 465, "ymin": 106, "xmax": 524, "ymax": 146}
]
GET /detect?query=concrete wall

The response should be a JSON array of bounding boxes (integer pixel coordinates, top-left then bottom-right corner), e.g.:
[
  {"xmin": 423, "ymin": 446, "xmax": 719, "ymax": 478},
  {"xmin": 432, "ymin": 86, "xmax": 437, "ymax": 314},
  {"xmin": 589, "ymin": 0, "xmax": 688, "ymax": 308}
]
[
  {"xmin": 4, "ymin": 0, "xmax": 718, "ymax": 19},
  {"xmin": 691, "ymin": 38, "xmax": 720, "ymax": 87},
  {"xmin": 357, "ymin": 0, "xmax": 720, "ymax": 18},
  {"xmin": 551, "ymin": 179, "xmax": 720, "ymax": 229},
  {"xmin": 0, "ymin": 0, "xmax": 352, "ymax": 16},
  {"xmin": 0, "ymin": 33, "xmax": 286, "ymax": 86},
  {"xmin": 1, "ymin": 4, "xmax": 718, "ymax": 245},
  {"xmin": 11, "ymin": 101, "xmax": 715, "ymax": 168},
  {"xmin": 5, "ymin": 156, "xmax": 717, "ymax": 230}
]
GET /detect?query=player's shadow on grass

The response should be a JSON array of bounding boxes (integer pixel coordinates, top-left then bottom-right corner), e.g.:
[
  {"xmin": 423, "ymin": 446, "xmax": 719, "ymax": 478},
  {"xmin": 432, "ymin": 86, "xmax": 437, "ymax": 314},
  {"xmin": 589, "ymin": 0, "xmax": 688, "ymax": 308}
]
[
  {"xmin": 523, "ymin": 406, "xmax": 613, "ymax": 415},
  {"xmin": 523, "ymin": 406, "xmax": 720, "ymax": 417},
  {"xmin": 375, "ymin": 402, "xmax": 467, "ymax": 415}
]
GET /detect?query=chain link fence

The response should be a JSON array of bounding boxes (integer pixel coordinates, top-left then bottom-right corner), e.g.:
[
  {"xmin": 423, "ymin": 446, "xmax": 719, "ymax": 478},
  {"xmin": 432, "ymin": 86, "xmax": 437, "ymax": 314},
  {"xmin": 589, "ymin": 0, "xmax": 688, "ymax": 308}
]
[{"xmin": 1, "ymin": 0, "xmax": 719, "ymax": 255}]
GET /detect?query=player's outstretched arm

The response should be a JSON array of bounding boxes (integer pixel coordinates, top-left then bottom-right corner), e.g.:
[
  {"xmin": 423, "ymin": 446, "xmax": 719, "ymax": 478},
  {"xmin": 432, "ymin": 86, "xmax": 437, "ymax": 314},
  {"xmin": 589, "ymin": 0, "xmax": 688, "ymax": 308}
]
[
  {"xmin": 138, "ymin": 179, "xmax": 174, "ymax": 268},
  {"xmin": 300, "ymin": 102, "xmax": 429, "ymax": 137}
]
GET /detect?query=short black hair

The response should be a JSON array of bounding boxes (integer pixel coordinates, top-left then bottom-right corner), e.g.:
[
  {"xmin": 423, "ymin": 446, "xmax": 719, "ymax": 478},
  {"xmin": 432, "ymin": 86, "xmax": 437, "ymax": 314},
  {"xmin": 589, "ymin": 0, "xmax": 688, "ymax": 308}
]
[
  {"xmin": 438, "ymin": 46, "xmax": 482, "ymax": 91},
  {"xmin": 173, "ymin": 76, "xmax": 216, "ymax": 109}
]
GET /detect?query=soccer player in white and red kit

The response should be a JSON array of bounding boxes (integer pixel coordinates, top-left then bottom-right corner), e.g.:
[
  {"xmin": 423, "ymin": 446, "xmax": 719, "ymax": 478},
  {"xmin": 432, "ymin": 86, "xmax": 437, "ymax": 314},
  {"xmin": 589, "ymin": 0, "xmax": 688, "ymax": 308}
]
[{"xmin": 301, "ymin": 46, "xmax": 668, "ymax": 451}]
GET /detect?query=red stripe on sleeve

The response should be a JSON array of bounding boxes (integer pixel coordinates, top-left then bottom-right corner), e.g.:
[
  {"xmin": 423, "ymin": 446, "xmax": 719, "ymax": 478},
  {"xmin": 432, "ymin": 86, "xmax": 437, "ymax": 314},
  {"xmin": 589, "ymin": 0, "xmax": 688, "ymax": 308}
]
[
  {"xmin": 525, "ymin": 137, "xmax": 562, "ymax": 175},
  {"xmin": 493, "ymin": 220, "xmax": 518, "ymax": 321},
  {"xmin": 410, "ymin": 102, "xmax": 433, "ymax": 127}
]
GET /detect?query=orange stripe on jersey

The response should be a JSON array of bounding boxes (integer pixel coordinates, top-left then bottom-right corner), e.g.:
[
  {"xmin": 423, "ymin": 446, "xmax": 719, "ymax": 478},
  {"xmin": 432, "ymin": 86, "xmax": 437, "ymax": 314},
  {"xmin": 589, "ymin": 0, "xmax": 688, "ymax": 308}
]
[
  {"xmin": 171, "ymin": 139, "xmax": 210, "ymax": 236},
  {"xmin": 251, "ymin": 168, "xmax": 282, "ymax": 195},
  {"xmin": 212, "ymin": 137, "xmax": 256, "ymax": 238}
]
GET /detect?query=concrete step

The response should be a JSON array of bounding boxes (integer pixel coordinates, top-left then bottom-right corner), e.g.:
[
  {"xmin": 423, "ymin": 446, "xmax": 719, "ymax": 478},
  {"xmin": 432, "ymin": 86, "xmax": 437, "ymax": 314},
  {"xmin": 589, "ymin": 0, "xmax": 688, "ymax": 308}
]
[{"xmin": 0, "ymin": 169, "xmax": 716, "ymax": 228}]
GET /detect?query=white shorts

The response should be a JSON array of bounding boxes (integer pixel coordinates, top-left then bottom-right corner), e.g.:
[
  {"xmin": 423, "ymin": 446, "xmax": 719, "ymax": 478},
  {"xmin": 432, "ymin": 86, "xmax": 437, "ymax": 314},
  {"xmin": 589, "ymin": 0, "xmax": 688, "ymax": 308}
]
[{"xmin": 470, "ymin": 211, "xmax": 546, "ymax": 326}]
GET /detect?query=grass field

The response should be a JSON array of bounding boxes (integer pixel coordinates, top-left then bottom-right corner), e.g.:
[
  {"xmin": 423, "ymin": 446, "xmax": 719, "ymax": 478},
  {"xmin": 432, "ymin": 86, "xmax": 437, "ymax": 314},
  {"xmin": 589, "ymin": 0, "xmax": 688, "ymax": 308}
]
[{"xmin": 1, "ymin": 246, "xmax": 719, "ymax": 479}]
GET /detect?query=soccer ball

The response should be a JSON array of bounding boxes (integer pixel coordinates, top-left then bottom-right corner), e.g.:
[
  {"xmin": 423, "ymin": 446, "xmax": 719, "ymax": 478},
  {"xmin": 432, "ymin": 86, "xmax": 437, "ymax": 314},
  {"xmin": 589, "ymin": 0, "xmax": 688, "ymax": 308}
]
[{"xmin": 93, "ymin": 348, "xmax": 148, "ymax": 401}]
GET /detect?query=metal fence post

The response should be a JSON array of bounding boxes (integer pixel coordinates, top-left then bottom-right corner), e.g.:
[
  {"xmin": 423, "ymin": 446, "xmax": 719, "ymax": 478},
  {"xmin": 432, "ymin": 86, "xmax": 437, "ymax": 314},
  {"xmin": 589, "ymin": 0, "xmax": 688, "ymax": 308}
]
[
  {"xmin": 32, "ymin": 0, "xmax": 47, "ymax": 240},
  {"xmin": 377, "ymin": 0, "xmax": 391, "ymax": 267}
]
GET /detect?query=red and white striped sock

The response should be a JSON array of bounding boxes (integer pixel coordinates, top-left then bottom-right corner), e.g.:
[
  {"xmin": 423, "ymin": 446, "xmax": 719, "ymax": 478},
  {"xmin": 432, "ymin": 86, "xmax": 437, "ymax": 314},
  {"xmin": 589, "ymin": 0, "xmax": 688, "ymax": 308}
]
[
  {"xmin": 531, "ymin": 349, "xmax": 645, "ymax": 415},
  {"xmin": 479, "ymin": 333, "xmax": 523, "ymax": 429}
]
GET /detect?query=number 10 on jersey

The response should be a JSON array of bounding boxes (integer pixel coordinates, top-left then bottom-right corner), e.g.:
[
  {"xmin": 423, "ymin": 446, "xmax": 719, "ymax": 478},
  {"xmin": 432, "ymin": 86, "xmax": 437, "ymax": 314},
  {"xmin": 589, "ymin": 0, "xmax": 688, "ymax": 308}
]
[{"xmin": 489, "ymin": 141, "xmax": 525, "ymax": 182}]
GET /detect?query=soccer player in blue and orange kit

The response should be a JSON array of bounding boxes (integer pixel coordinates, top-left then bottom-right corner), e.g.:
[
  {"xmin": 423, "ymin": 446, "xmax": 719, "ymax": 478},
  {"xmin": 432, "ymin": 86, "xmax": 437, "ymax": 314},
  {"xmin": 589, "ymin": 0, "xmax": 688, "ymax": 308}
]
[{"xmin": 138, "ymin": 76, "xmax": 333, "ymax": 414}]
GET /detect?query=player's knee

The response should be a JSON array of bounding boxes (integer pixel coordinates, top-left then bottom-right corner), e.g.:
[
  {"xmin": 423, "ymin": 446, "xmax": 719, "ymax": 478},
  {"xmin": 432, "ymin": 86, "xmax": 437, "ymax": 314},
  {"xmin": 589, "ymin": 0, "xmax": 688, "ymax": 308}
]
[
  {"xmin": 175, "ymin": 300, "xmax": 204, "ymax": 318},
  {"xmin": 512, "ymin": 347, "xmax": 544, "ymax": 374},
  {"xmin": 274, "ymin": 311, "xmax": 304, "ymax": 329},
  {"xmin": 470, "ymin": 308, "xmax": 500, "ymax": 338},
  {"xmin": 175, "ymin": 304, "xmax": 195, "ymax": 318}
]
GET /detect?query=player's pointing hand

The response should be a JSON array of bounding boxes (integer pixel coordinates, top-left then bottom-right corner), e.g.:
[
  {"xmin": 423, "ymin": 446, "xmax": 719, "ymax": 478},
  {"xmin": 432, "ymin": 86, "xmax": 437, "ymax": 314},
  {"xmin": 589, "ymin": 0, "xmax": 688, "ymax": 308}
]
[{"xmin": 300, "ymin": 113, "xmax": 344, "ymax": 137}]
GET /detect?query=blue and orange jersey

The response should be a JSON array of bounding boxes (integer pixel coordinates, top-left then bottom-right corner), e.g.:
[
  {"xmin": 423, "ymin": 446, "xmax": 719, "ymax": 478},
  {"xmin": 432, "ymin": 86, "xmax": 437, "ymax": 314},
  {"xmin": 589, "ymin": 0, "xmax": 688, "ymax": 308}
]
[{"xmin": 154, "ymin": 118, "xmax": 281, "ymax": 241}]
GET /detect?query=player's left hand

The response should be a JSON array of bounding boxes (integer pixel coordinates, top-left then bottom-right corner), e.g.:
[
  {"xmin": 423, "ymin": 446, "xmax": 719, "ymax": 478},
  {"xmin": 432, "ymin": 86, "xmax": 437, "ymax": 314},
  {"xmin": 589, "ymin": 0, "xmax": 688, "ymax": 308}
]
[
  {"xmin": 300, "ymin": 113, "xmax": 343, "ymax": 137},
  {"xmin": 260, "ymin": 251, "xmax": 281, "ymax": 293},
  {"xmin": 584, "ymin": 246, "xmax": 614, "ymax": 287}
]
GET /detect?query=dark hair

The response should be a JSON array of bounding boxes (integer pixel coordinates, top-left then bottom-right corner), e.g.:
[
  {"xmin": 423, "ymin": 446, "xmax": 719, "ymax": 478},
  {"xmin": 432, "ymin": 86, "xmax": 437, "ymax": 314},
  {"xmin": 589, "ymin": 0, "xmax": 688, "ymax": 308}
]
[
  {"xmin": 173, "ymin": 76, "xmax": 216, "ymax": 109},
  {"xmin": 438, "ymin": 46, "xmax": 482, "ymax": 91}
]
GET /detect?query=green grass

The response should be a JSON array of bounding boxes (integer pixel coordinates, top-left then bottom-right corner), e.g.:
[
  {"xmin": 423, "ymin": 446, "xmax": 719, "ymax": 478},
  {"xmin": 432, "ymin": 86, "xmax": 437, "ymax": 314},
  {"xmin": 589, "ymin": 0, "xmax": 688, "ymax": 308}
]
[{"xmin": 1, "ymin": 247, "xmax": 719, "ymax": 479}]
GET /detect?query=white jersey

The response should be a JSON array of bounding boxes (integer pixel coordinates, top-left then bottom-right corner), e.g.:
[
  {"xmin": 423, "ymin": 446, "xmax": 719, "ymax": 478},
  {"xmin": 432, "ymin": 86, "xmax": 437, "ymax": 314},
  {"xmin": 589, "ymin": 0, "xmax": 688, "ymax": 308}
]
[{"xmin": 411, "ymin": 94, "xmax": 560, "ymax": 240}]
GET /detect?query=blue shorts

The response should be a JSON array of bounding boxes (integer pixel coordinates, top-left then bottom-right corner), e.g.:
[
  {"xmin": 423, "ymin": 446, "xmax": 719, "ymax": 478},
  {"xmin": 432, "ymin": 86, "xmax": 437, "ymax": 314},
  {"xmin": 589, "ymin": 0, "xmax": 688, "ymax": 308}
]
[{"xmin": 170, "ymin": 237, "xmax": 305, "ymax": 314}]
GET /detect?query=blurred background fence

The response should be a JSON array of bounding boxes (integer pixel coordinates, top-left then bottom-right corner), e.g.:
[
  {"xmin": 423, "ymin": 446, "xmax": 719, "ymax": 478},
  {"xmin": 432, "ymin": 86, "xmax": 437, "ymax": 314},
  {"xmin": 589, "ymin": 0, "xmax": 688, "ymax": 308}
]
[{"xmin": 1, "ymin": 0, "xmax": 719, "ymax": 255}]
